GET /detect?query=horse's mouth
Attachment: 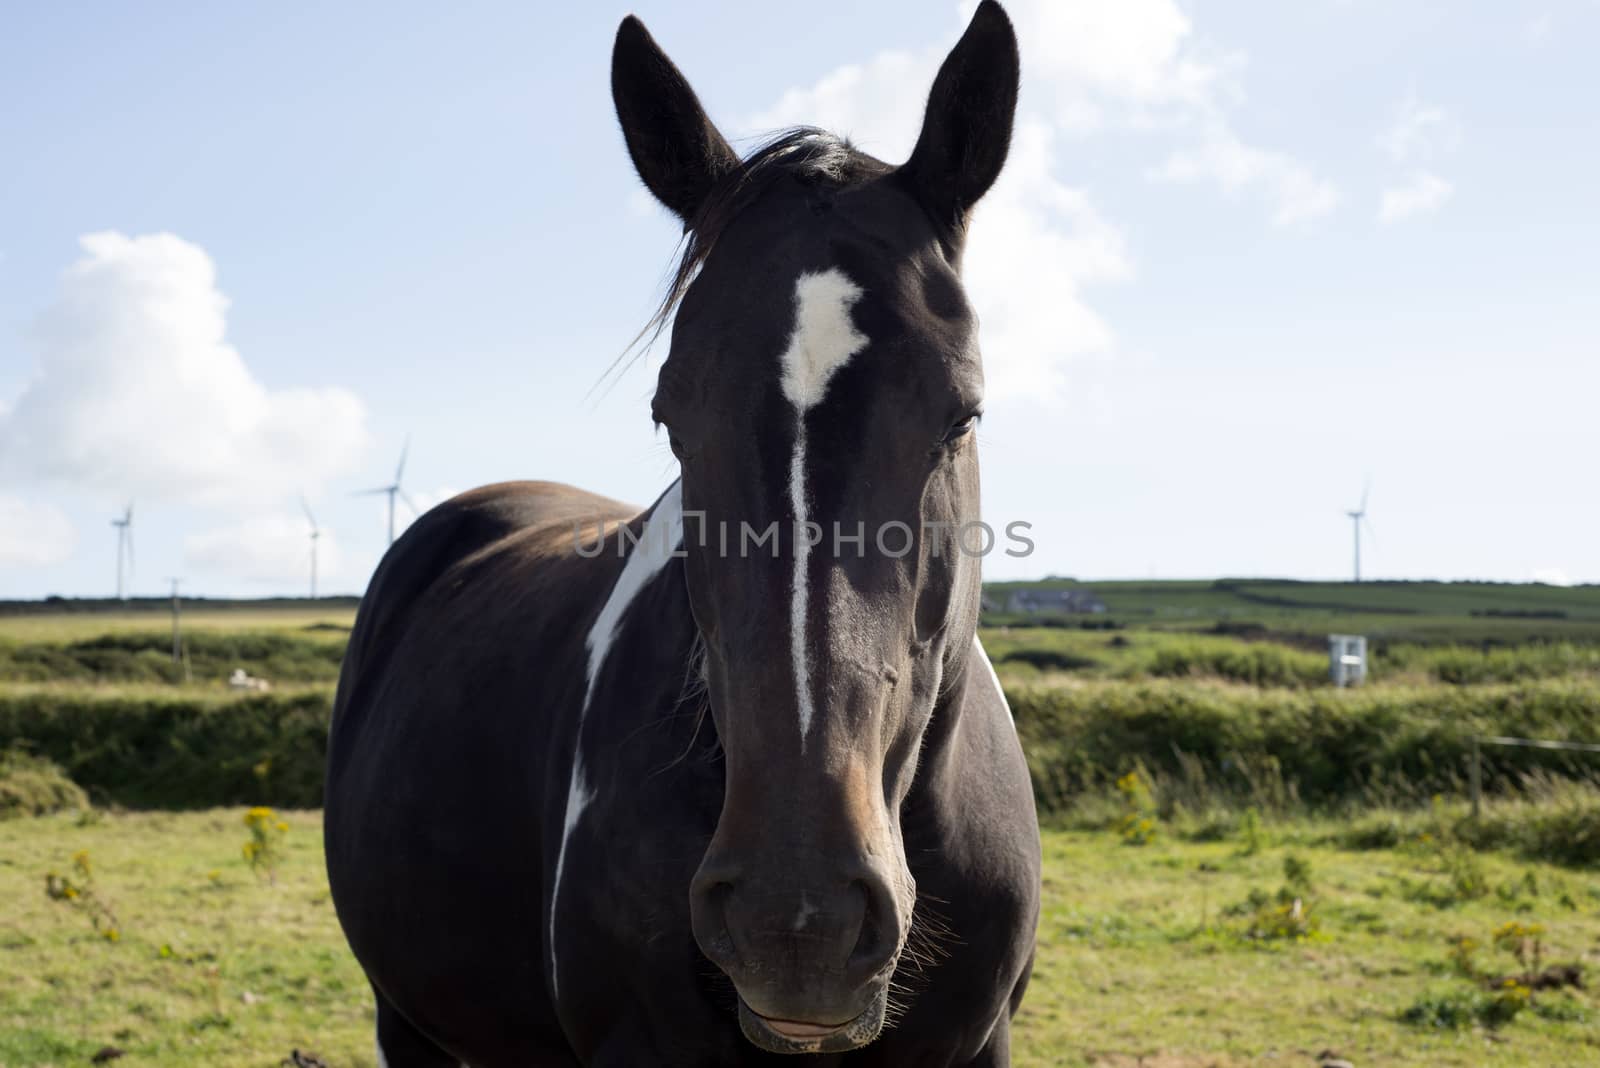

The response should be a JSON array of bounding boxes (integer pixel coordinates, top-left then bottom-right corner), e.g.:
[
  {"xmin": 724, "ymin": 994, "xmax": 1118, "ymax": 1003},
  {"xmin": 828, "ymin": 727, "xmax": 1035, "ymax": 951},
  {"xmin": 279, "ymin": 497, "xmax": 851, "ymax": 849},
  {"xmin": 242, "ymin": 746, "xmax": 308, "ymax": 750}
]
[{"xmin": 737, "ymin": 991, "xmax": 886, "ymax": 1055}]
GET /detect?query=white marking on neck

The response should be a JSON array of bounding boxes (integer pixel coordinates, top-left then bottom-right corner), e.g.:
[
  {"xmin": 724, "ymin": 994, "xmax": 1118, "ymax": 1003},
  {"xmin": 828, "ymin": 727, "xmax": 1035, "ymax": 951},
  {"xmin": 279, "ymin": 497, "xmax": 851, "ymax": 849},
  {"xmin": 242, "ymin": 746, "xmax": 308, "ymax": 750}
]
[
  {"xmin": 550, "ymin": 482, "xmax": 684, "ymax": 1001},
  {"xmin": 778, "ymin": 270, "xmax": 868, "ymax": 745},
  {"xmin": 972, "ymin": 634, "xmax": 1013, "ymax": 727}
]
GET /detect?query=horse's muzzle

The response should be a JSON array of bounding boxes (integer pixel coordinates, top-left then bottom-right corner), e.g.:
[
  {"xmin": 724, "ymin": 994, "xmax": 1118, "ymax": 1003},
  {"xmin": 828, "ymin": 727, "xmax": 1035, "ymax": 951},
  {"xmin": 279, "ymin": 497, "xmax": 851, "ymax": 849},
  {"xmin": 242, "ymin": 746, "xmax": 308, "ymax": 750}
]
[{"xmin": 689, "ymin": 856, "xmax": 904, "ymax": 1051}]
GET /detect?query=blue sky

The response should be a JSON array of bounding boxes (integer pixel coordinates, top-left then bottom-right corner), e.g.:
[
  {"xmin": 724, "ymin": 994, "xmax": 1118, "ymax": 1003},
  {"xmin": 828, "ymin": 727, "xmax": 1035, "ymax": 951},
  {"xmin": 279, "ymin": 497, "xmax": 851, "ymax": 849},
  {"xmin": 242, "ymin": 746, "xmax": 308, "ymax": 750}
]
[{"xmin": 2, "ymin": 0, "xmax": 1596, "ymax": 598}]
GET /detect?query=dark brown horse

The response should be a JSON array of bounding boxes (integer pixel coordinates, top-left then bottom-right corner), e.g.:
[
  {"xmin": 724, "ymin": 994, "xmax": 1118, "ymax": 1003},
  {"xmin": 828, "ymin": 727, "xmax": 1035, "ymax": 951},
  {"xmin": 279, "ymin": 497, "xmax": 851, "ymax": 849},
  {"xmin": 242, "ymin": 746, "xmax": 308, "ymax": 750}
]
[{"xmin": 325, "ymin": 4, "xmax": 1040, "ymax": 1064}]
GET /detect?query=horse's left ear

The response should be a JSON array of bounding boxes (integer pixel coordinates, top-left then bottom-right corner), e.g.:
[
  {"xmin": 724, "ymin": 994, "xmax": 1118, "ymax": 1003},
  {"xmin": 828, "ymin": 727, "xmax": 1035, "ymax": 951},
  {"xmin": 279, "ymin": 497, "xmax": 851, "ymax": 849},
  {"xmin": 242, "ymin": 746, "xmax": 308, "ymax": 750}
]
[
  {"xmin": 898, "ymin": 1, "xmax": 1020, "ymax": 233},
  {"xmin": 612, "ymin": 15, "xmax": 741, "ymax": 224}
]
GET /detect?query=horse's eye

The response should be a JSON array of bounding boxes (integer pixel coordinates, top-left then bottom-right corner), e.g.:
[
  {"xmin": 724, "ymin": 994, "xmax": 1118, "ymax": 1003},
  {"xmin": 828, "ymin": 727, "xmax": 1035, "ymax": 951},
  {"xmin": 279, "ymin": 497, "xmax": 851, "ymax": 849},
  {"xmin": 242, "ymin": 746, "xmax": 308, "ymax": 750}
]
[{"xmin": 941, "ymin": 416, "xmax": 979, "ymax": 447}]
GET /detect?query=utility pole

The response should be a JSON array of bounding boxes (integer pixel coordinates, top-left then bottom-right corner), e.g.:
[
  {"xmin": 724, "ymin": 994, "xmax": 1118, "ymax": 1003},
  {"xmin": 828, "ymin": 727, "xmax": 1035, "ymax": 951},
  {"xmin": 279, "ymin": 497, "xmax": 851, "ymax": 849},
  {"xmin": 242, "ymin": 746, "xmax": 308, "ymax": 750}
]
[{"xmin": 168, "ymin": 578, "xmax": 182, "ymax": 665}]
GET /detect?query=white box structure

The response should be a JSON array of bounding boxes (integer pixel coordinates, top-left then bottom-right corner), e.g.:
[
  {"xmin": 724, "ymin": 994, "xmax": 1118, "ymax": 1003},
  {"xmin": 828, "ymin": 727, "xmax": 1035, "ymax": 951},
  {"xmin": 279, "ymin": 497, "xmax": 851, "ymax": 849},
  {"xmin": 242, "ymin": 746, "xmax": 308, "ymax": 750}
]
[{"xmin": 1328, "ymin": 634, "xmax": 1368, "ymax": 687}]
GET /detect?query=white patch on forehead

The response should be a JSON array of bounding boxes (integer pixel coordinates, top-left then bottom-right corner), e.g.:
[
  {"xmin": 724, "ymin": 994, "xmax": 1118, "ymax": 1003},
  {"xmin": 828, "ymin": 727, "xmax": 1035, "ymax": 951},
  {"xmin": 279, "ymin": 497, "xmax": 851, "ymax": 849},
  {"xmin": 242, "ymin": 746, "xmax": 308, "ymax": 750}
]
[
  {"xmin": 779, "ymin": 270, "xmax": 869, "ymax": 409},
  {"xmin": 778, "ymin": 269, "xmax": 869, "ymax": 746},
  {"xmin": 550, "ymin": 482, "xmax": 683, "ymax": 1002}
]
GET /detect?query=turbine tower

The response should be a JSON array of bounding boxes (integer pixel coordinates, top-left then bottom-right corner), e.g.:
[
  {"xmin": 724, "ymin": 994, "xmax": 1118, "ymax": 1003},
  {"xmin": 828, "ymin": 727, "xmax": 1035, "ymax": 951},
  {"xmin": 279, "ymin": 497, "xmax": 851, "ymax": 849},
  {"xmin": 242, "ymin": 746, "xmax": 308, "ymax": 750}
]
[
  {"xmin": 1346, "ymin": 483, "xmax": 1373, "ymax": 583},
  {"xmin": 301, "ymin": 496, "xmax": 321, "ymax": 599},
  {"xmin": 111, "ymin": 503, "xmax": 134, "ymax": 600},
  {"xmin": 355, "ymin": 438, "xmax": 416, "ymax": 547}
]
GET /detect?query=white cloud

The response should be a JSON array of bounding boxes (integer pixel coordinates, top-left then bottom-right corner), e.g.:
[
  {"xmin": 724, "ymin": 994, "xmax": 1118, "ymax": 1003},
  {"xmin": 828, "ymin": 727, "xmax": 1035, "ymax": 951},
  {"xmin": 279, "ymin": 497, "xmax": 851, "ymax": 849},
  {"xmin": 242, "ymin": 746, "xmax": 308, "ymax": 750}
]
[
  {"xmin": 0, "ymin": 495, "xmax": 77, "ymax": 568},
  {"xmin": 1380, "ymin": 170, "xmax": 1454, "ymax": 223},
  {"xmin": 746, "ymin": 0, "xmax": 1332, "ymax": 404},
  {"xmin": 1152, "ymin": 124, "xmax": 1341, "ymax": 224},
  {"xmin": 1376, "ymin": 95, "xmax": 1457, "ymax": 224},
  {"xmin": 185, "ymin": 512, "xmax": 341, "ymax": 588},
  {"xmin": 751, "ymin": 49, "xmax": 927, "ymax": 161},
  {"xmin": 0, "ymin": 232, "xmax": 369, "ymax": 505},
  {"xmin": 1013, "ymin": 0, "xmax": 1229, "ymax": 126},
  {"xmin": 962, "ymin": 121, "xmax": 1132, "ymax": 401},
  {"xmin": 1379, "ymin": 93, "xmax": 1459, "ymax": 163}
]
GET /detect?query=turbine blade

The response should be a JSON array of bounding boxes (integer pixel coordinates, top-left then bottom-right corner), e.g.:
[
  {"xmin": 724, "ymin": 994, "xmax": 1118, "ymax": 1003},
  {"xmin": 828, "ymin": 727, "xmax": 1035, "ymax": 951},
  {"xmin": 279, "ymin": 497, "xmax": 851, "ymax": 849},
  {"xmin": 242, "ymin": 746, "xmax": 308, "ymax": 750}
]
[
  {"xmin": 1359, "ymin": 479, "xmax": 1370, "ymax": 514},
  {"xmin": 395, "ymin": 436, "xmax": 410, "ymax": 485},
  {"xmin": 300, "ymin": 494, "xmax": 318, "ymax": 529},
  {"xmin": 351, "ymin": 486, "xmax": 392, "ymax": 497},
  {"xmin": 399, "ymin": 489, "xmax": 419, "ymax": 516}
]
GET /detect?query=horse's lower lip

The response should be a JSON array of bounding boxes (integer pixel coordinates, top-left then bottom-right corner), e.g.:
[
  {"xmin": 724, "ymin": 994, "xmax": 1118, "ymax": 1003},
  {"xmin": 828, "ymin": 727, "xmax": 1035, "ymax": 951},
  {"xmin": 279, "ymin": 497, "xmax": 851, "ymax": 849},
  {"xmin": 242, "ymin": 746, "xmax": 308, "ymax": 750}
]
[
  {"xmin": 755, "ymin": 1015, "xmax": 852, "ymax": 1038},
  {"xmin": 737, "ymin": 993, "xmax": 885, "ymax": 1053}
]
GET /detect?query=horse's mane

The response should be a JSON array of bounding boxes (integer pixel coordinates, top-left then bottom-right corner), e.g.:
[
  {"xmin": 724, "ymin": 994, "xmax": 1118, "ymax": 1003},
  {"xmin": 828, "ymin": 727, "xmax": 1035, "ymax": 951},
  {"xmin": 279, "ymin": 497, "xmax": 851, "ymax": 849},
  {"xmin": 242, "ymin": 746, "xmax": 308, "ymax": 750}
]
[{"xmin": 596, "ymin": 128, "xmax": 881, "ymax": 395}]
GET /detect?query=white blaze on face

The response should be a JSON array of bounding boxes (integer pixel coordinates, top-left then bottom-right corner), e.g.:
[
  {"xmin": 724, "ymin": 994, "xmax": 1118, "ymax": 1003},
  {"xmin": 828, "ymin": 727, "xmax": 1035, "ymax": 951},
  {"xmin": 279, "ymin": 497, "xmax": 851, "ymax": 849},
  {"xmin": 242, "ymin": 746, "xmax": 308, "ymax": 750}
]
[
  {"xmin": 550, "ymin": 482, "xmax": 684, "ymax": 1001},
  {"xmin": 778, "ymin": 269, "xmax": 869, "ymax": 744}
]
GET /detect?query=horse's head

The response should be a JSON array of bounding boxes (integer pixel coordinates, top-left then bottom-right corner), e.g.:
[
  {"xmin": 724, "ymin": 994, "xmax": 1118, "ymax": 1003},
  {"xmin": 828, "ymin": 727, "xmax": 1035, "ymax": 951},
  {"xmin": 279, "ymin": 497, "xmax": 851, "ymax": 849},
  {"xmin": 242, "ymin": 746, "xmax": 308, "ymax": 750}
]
[{"xmin": 613, "ymin": 3, "xmax": 1018, "ymax": 1053}]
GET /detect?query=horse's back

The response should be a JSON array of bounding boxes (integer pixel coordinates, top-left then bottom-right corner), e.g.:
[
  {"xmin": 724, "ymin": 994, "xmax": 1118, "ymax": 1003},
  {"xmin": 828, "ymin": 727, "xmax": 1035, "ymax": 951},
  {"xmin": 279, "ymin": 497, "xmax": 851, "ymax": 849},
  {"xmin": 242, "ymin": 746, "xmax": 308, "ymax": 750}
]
[
  {"xmin": 325, "ymin": 479, "xmax": 635, "ymax": 1066},
  {"xmin": 334, "ymin": 481, "xmax": 634, "ymax": 702}
]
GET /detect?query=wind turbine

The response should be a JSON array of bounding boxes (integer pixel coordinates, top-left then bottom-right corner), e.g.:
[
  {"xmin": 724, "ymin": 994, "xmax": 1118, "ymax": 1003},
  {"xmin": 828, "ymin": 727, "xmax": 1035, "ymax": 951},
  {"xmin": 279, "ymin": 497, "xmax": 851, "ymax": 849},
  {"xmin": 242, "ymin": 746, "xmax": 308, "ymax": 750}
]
[
  {"xmin": 354, "ymin": 438, "xmax": 416, "ymax": 547},
  {"xmin": 1345, "ymin": 482, "xmax": 1374, "ymax": 583},
  {"xmin": 301, "ymin": 496, "xmax": 321, "ymax": 599},
  {"xmin": 111, "ymin": 503, "xmax": 134, "ymax": 600}
]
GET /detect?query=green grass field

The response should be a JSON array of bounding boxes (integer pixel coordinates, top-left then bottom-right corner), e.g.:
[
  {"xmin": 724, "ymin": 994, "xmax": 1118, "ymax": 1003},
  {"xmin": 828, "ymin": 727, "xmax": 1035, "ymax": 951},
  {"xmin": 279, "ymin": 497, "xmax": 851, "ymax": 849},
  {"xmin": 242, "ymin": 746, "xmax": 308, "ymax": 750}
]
[
  {"xmin": 2, "ymin": 810, "xmax": 1596, "ymax": 1067},
  {"xmin": 0, "ymin": 606, "xmax": 357, "ymax": 645},
  {"xmin": 3, "ymin": 585, "xmax": 1599, "ymax": 1066}
]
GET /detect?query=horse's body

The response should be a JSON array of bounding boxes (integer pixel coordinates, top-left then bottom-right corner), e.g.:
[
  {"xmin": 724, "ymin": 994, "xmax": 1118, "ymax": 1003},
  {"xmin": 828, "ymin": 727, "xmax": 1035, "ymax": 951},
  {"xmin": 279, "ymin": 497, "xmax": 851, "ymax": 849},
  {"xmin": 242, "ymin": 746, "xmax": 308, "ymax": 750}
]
[
  {"xmin": 326, "ymin": 481, "xmax": 1038, "ymax": 1065},
  {"xmin": 328, "ymin": 4, "xmax": 1040, "ymax": 1063}
]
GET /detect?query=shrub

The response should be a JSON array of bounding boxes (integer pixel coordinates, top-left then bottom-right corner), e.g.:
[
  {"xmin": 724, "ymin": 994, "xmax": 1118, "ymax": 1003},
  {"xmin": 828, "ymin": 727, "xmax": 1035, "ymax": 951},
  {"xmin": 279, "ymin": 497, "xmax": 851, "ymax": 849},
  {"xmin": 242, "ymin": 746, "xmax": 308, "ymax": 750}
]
[
  {"xmin": 44, "ymin": 849, "xmax": 120, "ymax": 942},
  {"xmin": 1238, "ymin": 807, "xmax": 1264, "ymax": 855},
  {"xmin": 1014, "ymin": 678, "xmax": 1600, "ymax": 816},
  {"xmin": 241, "ymin": 806, "xmax": 289, "ymax": 883},
  {"xmin": 1114, "ymin": 770, "xmax": 1158, "ymax": 845},
  {"xmin": 0, "ymin": 746, "xmax": 88, "ymax": 819},
  {"xmin": 1400, "ymin": 987, "xmax": 1482, "ymax": 1030},
  {"xmin": 1334, "ymin": 776, "xmax": 1600, "ymax": 867},
  {"xmin": 0, "ymin": 630, "xmax": 346, "ymax": 686},
  {"xmin": 999, "ymin": 649, "xmax": 1101, "ymax": 673},
  {"xmin": 1400, "ymin": 983, "xmax": 1529, "ymax": 1031},
  {"xmin": 1141, "ymin": 640, "xmax": 1328, "ymax": 688},
  {"xmin": 0, "ymin": 688, "xmax": 330, "ymax": 808}
]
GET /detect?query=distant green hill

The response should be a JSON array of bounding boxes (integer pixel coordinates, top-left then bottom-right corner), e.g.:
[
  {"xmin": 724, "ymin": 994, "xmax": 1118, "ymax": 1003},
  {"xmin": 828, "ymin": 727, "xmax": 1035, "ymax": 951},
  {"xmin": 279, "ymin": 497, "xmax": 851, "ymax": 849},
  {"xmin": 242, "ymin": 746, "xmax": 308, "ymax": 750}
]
[
  {"xmin": 983, "ymin": 579, "xmax": 1600, "ymax": 644},
  {"xmin": 0, "ymin": 596, "xmax": 362, "ymax": 617}
]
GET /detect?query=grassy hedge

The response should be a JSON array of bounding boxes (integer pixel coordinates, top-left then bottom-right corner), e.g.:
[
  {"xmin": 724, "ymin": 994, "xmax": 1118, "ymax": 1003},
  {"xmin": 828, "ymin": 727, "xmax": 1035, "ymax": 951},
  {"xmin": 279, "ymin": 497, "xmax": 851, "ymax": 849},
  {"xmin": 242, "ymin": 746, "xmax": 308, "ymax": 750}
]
[
  {"xmin": 0, "ymin": 631, "xmax": 347, "ymax": 686},
  {"xmin": 1378, "ymin": 641, "xmax": 1600, "ymax": 684},
  {"xmin": 0, "ymin": 688, "xmax": 329, "ymax": 808},
  {"xmin": 1141, "ymin": 640, "xmax": 1330, "ymax": 688},
  {"xmin": 3, "ymin": 678, "xmax": 1598, "ymax": 812},
  {"xmin": 0, "ymin": 747, "xmax": 88, "ymax": 818},
  {"xmin": 1014, "ymin": 678, "xmax": 1600, "ymax": 812}
]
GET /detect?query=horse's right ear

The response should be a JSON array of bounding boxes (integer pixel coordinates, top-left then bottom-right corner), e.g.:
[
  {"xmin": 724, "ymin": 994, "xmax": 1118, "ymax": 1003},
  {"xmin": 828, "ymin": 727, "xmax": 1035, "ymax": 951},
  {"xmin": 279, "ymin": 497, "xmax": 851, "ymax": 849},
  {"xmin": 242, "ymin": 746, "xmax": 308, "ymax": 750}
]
[
  {"xmin": 898, "ymin": 1, "xmax": 1020, "ymax": 235},
  {"xmin": 612, "ymin": 16, "xmax": 741, "ymax": 224}
]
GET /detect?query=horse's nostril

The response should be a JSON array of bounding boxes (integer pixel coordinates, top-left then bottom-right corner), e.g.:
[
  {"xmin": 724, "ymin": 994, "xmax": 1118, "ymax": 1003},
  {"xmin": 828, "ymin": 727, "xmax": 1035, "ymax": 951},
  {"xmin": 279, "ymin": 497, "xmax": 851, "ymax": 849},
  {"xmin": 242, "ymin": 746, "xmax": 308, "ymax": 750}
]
[
  {"xmin": 846, "ymin": 875, "xmax": 898, "ymax": 981},
  {"xmin": 691, "ymin": 878, "xmax": 738, "ymax": 967}
]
